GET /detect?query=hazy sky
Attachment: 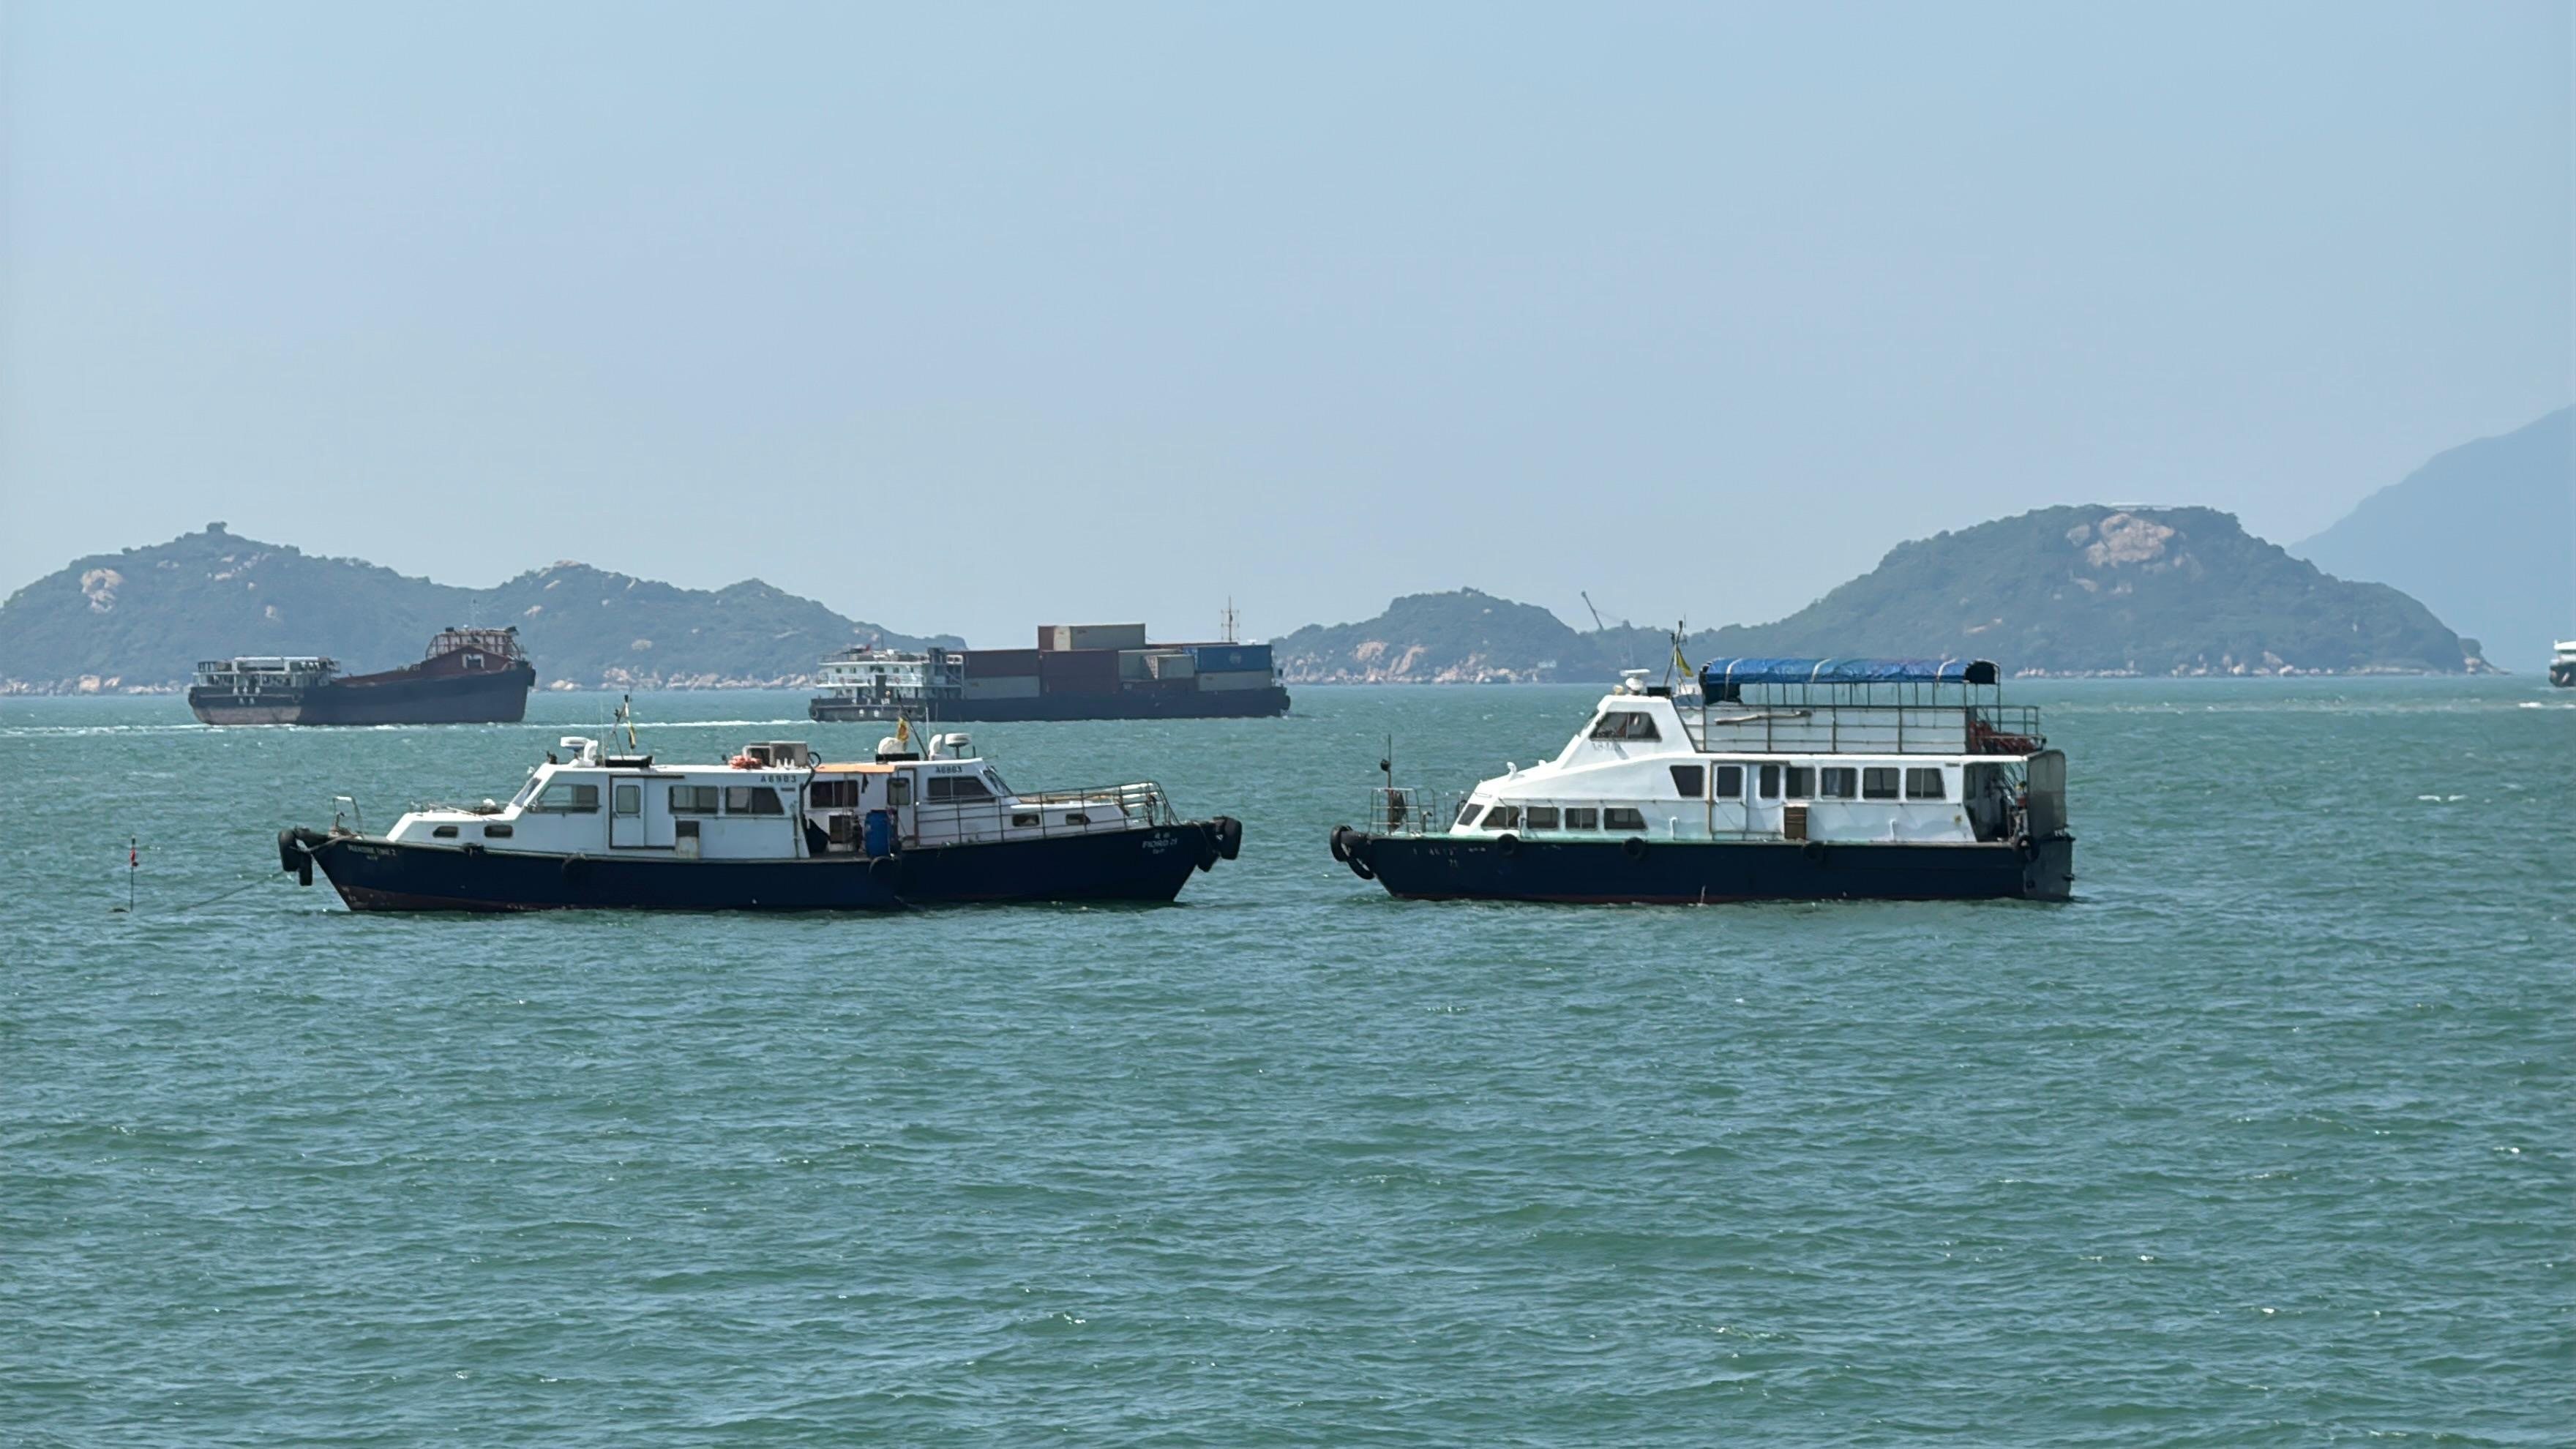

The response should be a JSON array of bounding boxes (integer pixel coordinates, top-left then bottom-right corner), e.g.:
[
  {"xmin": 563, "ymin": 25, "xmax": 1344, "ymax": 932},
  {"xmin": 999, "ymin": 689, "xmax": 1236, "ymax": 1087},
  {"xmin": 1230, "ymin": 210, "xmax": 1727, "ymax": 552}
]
[{"xmin": 4, "ymin": 3, "xmax": 2568, "ymax": 646}]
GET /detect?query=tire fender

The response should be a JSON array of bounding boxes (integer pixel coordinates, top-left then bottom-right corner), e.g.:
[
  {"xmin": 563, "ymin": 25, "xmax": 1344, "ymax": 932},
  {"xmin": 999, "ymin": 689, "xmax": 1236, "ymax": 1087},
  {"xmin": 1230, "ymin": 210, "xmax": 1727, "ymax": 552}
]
[
  {"xmin": 1494, "ymin": 832, "xmax": 1519, "ymax": 858},
  {"xmin": 1622, "ymin": 836, "xmax": 1648, "ymax": 862}
]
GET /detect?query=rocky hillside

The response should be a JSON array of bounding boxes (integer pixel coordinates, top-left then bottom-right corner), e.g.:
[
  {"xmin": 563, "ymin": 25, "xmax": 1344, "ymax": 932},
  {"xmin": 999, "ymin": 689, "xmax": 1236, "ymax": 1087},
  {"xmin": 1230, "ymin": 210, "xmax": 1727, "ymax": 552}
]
[
  {"xmin": 0, "ymin": 525, "xmax": 959, "ymax": 692},
  {"xmin": 1278, "ymin": 507, "xmax": 2487, "ymax": 681},
  {"xmin": 2294, "ymin": 407, "xmax": 2572, "ymax": 671}
]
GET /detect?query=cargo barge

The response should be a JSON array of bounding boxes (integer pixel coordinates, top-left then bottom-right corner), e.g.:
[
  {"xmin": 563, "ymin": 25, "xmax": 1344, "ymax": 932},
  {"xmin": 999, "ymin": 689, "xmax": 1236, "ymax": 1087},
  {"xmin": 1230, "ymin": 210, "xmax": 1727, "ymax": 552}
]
[
  {"xmin": 809, "ymin": 624, "xmax": 1289, "ymax": 723},
  {"xmin": 189, "ymin": 627, "xmax": 536, "ymax": 726}
]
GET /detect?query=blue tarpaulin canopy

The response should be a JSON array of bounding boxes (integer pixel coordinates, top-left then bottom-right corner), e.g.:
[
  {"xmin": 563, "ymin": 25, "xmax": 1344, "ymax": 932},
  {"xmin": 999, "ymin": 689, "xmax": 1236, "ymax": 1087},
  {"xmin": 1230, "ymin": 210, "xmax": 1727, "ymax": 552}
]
[{"xmin": 1697, "ymin": 657, "xmax": 2000, "ymax": 688}]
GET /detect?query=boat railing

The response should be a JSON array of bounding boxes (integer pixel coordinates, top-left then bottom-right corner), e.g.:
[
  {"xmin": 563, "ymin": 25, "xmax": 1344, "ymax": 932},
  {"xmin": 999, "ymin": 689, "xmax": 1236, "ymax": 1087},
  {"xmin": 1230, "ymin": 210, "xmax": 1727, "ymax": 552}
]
[
  {"xmin": 901, "ymin": 781, "xmax": 1178, "ymax": 846},
  {"xmin": 1682, "ymin": 702, "xmax": 2045, "ymax": 755}
]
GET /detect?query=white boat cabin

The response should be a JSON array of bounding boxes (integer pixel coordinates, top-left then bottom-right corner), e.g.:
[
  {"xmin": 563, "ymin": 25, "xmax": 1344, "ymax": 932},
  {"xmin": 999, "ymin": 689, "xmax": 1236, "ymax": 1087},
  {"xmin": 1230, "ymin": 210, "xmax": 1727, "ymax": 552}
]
[
  {"xmin": 1411, "ymin": 659, "xmax": 2065, "ymax": 847},
  {"xmin": 373, "ymin": 732, "xmax": 1174, "ymax": 860}
]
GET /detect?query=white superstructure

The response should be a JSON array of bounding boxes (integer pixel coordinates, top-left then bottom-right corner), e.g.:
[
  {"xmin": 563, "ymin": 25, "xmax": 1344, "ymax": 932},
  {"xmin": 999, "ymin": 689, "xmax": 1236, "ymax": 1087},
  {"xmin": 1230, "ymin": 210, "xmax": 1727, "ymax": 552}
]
[
  {"xmin": 1399, "ymin": 665, "xmax": 2060, "ymax": 849},
  {"xmin": 371, "ymin": 730, "xmax": 1178, "ymax": 861}
]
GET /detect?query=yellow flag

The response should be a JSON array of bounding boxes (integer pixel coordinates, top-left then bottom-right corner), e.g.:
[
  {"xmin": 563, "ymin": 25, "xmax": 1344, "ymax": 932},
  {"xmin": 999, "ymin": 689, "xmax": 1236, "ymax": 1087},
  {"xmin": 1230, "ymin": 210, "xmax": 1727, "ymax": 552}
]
[
  {"xmin": 1673, "ymin": 641, "xmax": 1691, "ymax": 676},
  {"xmin": 895, "ymin": 716, "xmax": 912, "ymax": 746}
]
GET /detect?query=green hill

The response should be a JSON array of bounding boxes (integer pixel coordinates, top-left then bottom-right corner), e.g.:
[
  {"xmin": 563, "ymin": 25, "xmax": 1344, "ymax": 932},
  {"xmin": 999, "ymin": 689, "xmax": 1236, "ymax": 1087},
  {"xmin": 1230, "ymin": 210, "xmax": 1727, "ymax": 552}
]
[
  {"xmin": 1278, "ymin": 506, "xmax": 2486, "ymax": 681},
  {"xmin": 0, "ymin": 524, "xmax": 959, "ymax": 692}
]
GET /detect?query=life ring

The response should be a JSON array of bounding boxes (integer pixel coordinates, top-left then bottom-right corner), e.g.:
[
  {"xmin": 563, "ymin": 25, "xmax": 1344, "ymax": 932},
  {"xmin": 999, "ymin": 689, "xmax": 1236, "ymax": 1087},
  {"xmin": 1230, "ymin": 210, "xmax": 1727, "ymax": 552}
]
[{"xmin": 1622, "ymin": 836, "xmax": 1648, "ymax": 861}]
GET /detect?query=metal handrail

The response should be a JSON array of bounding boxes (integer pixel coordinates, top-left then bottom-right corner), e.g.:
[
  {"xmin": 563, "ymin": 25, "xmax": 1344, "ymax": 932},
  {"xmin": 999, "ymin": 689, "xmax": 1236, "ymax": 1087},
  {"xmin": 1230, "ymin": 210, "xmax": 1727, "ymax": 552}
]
[{"xmin": 899, "ymin": 781, "xmax": 1177, "ymax": 847}]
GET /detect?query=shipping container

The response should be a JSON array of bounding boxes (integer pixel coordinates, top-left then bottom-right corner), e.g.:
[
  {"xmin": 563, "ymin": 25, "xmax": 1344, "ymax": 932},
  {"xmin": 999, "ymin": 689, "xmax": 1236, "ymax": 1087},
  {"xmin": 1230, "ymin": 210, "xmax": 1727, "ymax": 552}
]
[
  {"xmin": 1148, "ymin": 651, "xmax": 1197, "ymax": 680},
  {"xmin": 1039, "ymin": 648, "xmax": 1123, "ymax": 693},
  {"xmin": 965, "ymin": 648, "xmax": 1044, "ymax": 678},
  {"xmin": 1117, "ymin": 650, "xmax": 1153, "ymax": 681},
  {"xmin": 1040, "ymin": 623, "xmax": 1148, "ymax": 652},
  {"xmin": 1187, "ymin": 644, "xmax": 1273, "ymax": 674},
  {"xmin": 1195, "ymin": 669, "xmax": 1278, "ymax": 692},
  {"xmin": 962, "ymin": 675, "xmax": 1041, "ymax": 700}
]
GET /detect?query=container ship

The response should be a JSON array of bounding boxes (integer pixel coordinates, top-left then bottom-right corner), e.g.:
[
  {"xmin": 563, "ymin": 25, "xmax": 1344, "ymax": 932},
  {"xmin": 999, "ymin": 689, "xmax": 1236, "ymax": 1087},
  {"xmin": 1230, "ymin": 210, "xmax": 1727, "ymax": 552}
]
[
  {"xmin": 189, "ymin": 627, "xmax": 537, "ymax": 726},
  {"xmin": 809, "ymin": 624, "xmax": 1289, "ymax": 723}
]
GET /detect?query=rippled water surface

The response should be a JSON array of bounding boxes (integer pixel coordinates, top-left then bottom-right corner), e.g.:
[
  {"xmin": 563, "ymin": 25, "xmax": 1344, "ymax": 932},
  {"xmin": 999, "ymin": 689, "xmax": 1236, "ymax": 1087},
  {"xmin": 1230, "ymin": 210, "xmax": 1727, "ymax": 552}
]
[{"xmin": 4, "ymin": 681, "xmax": 2569, "ymax": 1445}]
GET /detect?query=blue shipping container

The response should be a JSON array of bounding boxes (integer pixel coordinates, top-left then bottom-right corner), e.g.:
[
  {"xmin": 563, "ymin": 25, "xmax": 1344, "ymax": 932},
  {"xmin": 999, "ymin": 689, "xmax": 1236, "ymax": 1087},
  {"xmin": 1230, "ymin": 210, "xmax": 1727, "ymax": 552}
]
[{"xmin": 1187, "ymin": 644, "xmax": 1273, "ymax": 673}]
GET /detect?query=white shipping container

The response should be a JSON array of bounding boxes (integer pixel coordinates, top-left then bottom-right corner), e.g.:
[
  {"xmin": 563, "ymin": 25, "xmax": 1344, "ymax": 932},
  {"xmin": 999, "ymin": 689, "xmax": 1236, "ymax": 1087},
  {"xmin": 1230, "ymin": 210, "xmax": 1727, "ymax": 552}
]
[
  {"xmin": 1048, "ymin": 623, "xmax": 1147, "ymax": 651},
  {"xmin": 1148, "ymin": 652, "xmax": 1197, "ymax": 679},
  {"xmin": 1194, "ymin": 669, "xmax": 1276, "ymax": 692}
]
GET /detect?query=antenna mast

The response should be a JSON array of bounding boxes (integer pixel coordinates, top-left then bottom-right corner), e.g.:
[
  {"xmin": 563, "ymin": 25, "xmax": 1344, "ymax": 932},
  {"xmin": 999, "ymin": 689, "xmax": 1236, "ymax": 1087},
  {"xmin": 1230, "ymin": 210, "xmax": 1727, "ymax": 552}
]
[{"xmin": 1221, "ymin": 599, "xmax": 1240, "ymax": 644}]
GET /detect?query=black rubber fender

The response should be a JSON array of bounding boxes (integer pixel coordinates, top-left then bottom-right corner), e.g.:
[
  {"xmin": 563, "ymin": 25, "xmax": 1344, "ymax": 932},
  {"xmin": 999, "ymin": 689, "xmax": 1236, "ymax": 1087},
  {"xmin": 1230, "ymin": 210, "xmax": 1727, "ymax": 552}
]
[
  {"xmin": 869, "ymin": 854, "xmax": 902, "ymax": 888},
  {"xmin": 1494, "ymin": 832, "xmax": 1519, "ymax": 858},
  {"xmin": 1802, "ymin": 839, "xmax": 1827, "ymax": 864},
  {"xmin": 1622, "ymin": 836, "xmax": 1649, "ymax": 862},
  {"xmin": 561, "ymin": 854, "xmax": 591, "ymax": 882},
  {"xmin": 1348, "ymin": 855, "xmax": 1376, "ymax": 882},
  {"xmin": 296, "ymin": 858, "xmax": 313, "ymax": 888},
  {"xmin": 1212, "ymin": 815, "xmax": 1243, "ymax": 861}
]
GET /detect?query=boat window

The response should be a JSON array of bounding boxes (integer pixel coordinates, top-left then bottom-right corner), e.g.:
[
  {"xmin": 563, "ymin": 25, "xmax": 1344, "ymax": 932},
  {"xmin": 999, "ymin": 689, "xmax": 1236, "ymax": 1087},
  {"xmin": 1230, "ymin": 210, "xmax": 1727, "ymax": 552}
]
[
  {"xmin": 1714, "ymin": 765, "xmax": 1745, "ymax": 799},
  {"xmin": 1011, "ymin": 812, "xmax": 1041, "ymax": 828},
  {"xmin": 615, "ymin": 784, "xmax": 641, "ymax": 815},
  {"xmin": 670, "ymin": 785, "xmax": 720, "ymax": 814},
  {"xmin": 1785, "ymin": 767, "xmax": 1813, "ymax": 801},
  {"xmin": 725, "ymin": 785, "xmax": 786, "ymax": 816},
  {"xmin": 1564, "ymin": 807, "xmax": 1599, "ymax": 830},
  {"xmin": 1820, "ymin": 767, "xmax": 1858, "ymax": 799},
  {"xmin": 1485, "ymin": 806, "xmax": 1521, "ymax": 831},
  {"xmin": 888, "ymin": 776, "xmax": 911, "ymax": 807},
  {"xmin": 983, "ymin": 770, "xmax": 1011, "ymax": 795},
  {"xmin": 1905, "ymin": 767, "xmax": 1947, "ymax": 801},
  {"xmin": 1604, "ymin": 806, "xmax": 1647, "ymax": 832},
  {"xmin": 806, "ymin": 779, "xmax": 859, "ymax": 810},
  {"xmin": 925, "ymin": 776, "xmax": 995, "ymax": 803},
  {"xmin": 482, "ymin": 823, "xmax": 512, "ymax": 839},
  {"xmin": 1862, "ymin": 767, "xmax": 1900, "ymax": 801},
  {"xmin": 531, "ymin": 782, "xmax": 600, "ymax": 813},
  {"xmin": 1758, "ymin": 765, "xmax": 1781, "ymax": 800},
  {"xmin": 1456, "ymin": 800, "xmax": 1484, "ymax": 828},
  {"xmin": 1589, "ymin": 711, "xmax": 1660, "ymax": 741},
  {"xmin": 1524, "ymin": 806, "xmax": 1560, "ymax": 829},
  {"xmin": 1668, "ymin": 764, "xmax": 1705, "ymax": 798},
  {"xmin": 432, "ymin": 825, "xmax": 458, "ymax": 839}
]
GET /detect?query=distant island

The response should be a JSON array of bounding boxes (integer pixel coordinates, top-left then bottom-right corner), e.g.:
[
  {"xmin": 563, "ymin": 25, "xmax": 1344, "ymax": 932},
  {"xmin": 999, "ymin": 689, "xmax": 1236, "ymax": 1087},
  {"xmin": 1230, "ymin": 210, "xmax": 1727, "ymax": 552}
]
[
  {"xmin": 1275, "ymin": 506, "xmax": 2490, "ymax": 682},
  {"xmin": 2293, "ymin": 406, "xmax": 2571, "ymax": 673},
  {"xmin": 0, "ymin": 524, "xmax": 957, "ymax": 693}
]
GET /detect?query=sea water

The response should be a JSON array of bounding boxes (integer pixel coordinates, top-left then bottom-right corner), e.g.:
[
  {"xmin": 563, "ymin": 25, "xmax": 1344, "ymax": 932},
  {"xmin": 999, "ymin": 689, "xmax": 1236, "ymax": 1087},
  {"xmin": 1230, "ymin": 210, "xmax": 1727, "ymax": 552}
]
[{"xmin": 2, "ymin": 680, "xmax": 2568, "ymax": 1445}]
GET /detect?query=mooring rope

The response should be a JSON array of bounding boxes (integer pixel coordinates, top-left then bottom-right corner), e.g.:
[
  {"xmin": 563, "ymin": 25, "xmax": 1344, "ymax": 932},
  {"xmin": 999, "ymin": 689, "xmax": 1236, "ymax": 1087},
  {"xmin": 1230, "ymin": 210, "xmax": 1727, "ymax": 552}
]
[{"xmin": 165, "ymin": 875, "xmax": 280, "ymax": 913}]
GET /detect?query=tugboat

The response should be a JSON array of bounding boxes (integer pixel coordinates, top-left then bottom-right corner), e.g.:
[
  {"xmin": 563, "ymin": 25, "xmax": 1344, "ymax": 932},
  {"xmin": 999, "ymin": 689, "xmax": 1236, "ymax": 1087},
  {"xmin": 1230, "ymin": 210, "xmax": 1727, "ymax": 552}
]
[
  {"xmin": 1328, "ymin": 657, "xmax": 2074, "ymax": 903},
  {"xmin": 189, "ymin": 627, "xmax": 536, "ymax": 725},
  {"xmin": 277, "ymin": 714, "xmax": 1243, "ymax": 911}
]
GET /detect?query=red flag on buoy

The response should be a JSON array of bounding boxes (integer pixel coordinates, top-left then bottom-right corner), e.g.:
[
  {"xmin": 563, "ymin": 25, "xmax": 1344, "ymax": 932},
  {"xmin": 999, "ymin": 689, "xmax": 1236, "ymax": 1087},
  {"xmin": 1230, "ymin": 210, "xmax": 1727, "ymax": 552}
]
[{"xmin": 130, "ymin": 842, "xmax": 138, "ymax": 868}]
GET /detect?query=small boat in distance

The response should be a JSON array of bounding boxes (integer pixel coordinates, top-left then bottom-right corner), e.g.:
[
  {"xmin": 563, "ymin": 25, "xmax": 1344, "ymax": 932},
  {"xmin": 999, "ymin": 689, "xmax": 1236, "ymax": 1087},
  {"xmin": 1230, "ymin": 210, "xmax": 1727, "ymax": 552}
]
[
  {"xmin": 1328, "ymin": 657, "xmax": 2075, "ymax": 904},
  {"xmin": 277, "ymin": 713, "xmax": 1243, "ymax": 911},
  {"xmin": 2551, "ymin": 640, "xmax": 2574, "ymax": 688},
  {"xmin": 189, "ymin": 627, "xmax": 536, "ymax": 725}
]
